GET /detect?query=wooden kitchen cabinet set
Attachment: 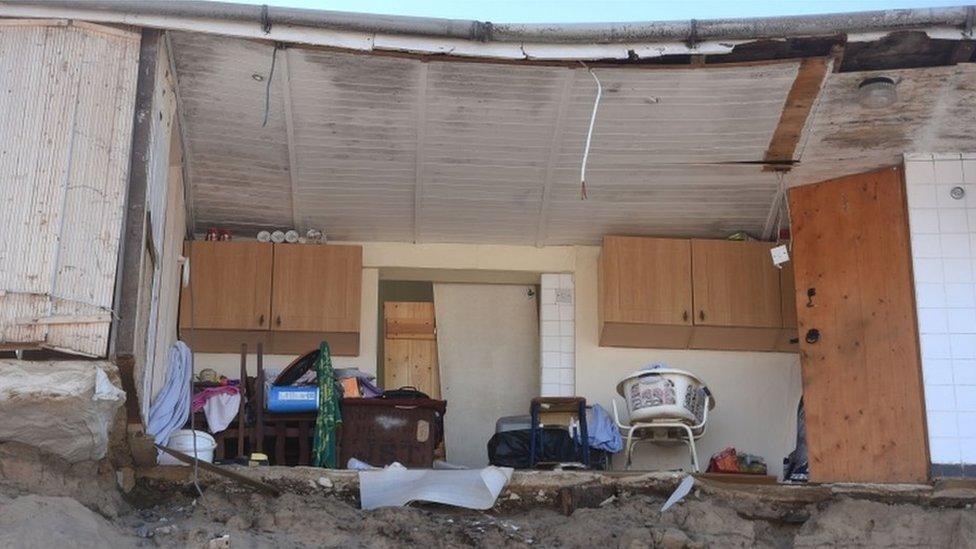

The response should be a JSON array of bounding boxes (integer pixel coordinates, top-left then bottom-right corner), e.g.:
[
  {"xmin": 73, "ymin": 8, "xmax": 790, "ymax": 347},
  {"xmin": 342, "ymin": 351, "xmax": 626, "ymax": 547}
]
[
  {"xmin": 599, "ymin": 235, "xmax": 797, "ymax": 352},
  {"xmin": 178, "ymin": 241, "xmax": 362, "ymax": 355}
]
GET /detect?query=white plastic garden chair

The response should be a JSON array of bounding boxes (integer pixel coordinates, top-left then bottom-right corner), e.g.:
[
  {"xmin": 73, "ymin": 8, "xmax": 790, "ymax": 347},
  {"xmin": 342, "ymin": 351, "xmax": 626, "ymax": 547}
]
[{"xmin": 610, "ymin": 394, "xmax": 712, "ymax": 472}]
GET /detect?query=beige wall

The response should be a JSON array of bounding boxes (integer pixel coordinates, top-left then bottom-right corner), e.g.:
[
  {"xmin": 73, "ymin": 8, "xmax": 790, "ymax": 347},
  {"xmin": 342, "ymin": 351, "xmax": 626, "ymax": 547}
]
[{"xmin": 194, "ymin": 241, "xmax": 802, "ymax": 475}]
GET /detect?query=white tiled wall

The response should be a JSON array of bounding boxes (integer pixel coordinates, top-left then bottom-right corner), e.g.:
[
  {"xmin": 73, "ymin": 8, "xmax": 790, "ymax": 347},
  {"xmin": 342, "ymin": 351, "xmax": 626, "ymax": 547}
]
[
  {"xmin": 905, "ymin": 153, "xmax": 976, "ymax": 465},
  {"xmin": 540, "ymin": 273, "xmax": 575, "ymax": 397}
]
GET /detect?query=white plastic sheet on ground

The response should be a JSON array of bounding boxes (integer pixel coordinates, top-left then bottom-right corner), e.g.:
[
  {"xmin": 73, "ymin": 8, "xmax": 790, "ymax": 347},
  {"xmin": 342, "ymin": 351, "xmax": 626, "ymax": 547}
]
[
  {"xmin": 0, "ymin": 360, "xmax": 125, "ymax": 462},
  {"xmin": 359, "ymin": 463, "xmax": 514, "ymax": 510}
]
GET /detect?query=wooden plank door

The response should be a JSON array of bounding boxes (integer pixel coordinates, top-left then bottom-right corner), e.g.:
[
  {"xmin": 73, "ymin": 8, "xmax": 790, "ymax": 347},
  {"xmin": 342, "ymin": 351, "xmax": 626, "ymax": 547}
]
[
  {"xmin": 384, "ymin": 302, "xmax": 440, "ymax": 399},
  {"xmin": 789, "ymin": 165, "xmax": 929, "ymax": 483},
  {"xmin": 691, "ymin": 239, "xmax": 782, "ymax": 328},
  {"xmin": 271, "ymin": 244, "xmax": 362, "ymax": 332},
  {"xmin": 178, "ymin": 241, "xmax": 273, "ymax": 330}
]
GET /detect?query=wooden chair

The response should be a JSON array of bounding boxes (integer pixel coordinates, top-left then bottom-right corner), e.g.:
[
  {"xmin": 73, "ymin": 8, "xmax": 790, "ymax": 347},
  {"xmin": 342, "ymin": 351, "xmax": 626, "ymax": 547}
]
[{"xmin": 529, "ymin": 396, "xmax": 590, "ymax": 468}]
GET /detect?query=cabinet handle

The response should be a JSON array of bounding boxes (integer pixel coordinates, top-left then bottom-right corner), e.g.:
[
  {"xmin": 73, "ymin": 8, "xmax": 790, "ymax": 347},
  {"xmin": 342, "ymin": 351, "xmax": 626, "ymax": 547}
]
[
  {"xmin": 699, "ymin": 310, "xmax": 705, "ymax": 322},
  {"xmin": 682, "ymin": 310, "xmax": 689, "ymax": 322},
  {"xmin": 276, "ymin": 315, "xmax": 282, "ymax": 327},
  {"xmin": 258, "ymin": 314, "xmax": 264, "ymax": 326}
]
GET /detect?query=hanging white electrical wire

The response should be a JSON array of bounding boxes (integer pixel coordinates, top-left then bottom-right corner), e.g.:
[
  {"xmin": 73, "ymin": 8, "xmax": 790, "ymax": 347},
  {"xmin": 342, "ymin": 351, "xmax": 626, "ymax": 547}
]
[{"xmin": 579, "ymin": 62, "xmax": 602, "ymax": 200}]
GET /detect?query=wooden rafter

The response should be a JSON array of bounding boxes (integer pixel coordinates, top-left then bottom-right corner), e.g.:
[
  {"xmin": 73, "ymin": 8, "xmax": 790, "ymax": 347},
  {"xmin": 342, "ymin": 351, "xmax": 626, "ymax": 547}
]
[{"xmin": 762, "ymin": 57, "xmax": 830, "ymax": 171}]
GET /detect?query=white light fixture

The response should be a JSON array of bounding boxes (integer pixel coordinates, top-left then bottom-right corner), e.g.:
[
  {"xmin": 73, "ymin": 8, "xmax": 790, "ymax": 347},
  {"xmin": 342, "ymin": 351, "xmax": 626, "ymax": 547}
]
[{"xmin": 857, "ymin": 76, "xmax": 897, "ymax": 109}]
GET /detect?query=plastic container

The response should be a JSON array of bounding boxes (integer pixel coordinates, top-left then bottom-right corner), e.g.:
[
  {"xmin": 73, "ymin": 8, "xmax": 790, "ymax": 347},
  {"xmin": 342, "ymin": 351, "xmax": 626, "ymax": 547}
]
[
  {"xmin": 267, "ymin": 385, "xmax": 319, "ymax": 413},
  {"xmin": 615, "ymin": 368, "xmax": 713, "ymax": 424},
  {"xmin": 158, "ymin": 430, "xmax": 216, "ymax": 466}
]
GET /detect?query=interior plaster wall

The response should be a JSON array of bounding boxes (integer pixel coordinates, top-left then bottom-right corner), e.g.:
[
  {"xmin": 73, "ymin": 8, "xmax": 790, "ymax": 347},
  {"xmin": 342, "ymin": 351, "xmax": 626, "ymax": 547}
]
[{"xmin": 434, "ymin": 283, "xmax": 540, "ymax": 467}]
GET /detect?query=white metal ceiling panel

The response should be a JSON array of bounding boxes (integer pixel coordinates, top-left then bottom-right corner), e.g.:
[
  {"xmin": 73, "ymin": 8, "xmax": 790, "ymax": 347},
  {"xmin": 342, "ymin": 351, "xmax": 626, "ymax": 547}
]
[{"xmin": 170, "ymin": 32, "xmax": 800, "ymax": 244}]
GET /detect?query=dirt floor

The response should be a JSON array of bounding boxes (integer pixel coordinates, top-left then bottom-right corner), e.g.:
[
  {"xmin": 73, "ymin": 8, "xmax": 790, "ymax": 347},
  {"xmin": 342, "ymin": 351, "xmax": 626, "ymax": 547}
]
[{"xmin": 2, "ymin": 443, "xmax": 976, "ymax": 548}]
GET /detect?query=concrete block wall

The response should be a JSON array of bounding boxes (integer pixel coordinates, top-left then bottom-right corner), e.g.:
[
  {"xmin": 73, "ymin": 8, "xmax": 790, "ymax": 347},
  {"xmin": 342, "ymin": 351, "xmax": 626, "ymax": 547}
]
[
  {"xmin": 905, "ymin": 153, "xmax": 976, "ymax": 470},
  {"xmin": 540, "ymin": 273, "xmax": 575, "ymax": 397}
]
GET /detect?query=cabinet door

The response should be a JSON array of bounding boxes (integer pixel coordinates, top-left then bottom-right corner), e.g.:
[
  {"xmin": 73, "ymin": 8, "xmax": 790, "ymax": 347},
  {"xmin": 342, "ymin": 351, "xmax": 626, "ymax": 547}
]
[
  {"xmin": 601, "ymin": 236, "xmax": 692, "ymax": 325},
  {"xmin": 691, "ymin": 240, "xmax": 782, "ymax": 328},
  {"xmin": 271, "ymin": 244, "xmax": 362, "ymax": 332},
  {"xmin": 178, "ymin": 241, "xmax": 273, "ymax": 330}
]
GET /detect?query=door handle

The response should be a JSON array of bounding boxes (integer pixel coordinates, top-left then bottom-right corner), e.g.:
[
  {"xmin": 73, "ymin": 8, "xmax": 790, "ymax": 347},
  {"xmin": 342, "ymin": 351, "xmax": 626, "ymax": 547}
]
[
  {"xmin": 258, "ymin": 314, "xmax": 264, "ymax": 326},
  {"xmin": 699, "ymin": 310, "xmax": 705, "ymax": 322},
  {"xmin": 276, "ymin": 315, "xmax": 282, "ymax": 327},
  {"xmin": 805, "ymin": 329, "xmax": 820, "ymax": 344},
  {"xmin": 683, "ymin": 310, "xmax": 689, "ymax": 322}
]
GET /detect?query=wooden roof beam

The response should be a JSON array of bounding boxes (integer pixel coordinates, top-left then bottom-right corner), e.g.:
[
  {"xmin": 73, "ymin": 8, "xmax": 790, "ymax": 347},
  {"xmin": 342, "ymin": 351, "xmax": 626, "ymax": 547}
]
[{"xmin": 762, "ymin": 56, "xmax": 830, "ymax": 172}]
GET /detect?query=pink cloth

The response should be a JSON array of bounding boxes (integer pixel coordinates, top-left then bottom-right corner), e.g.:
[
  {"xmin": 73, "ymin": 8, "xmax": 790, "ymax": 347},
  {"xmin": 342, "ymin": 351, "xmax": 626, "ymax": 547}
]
[{"xmin": 191, "ymin": 385, "xmax": 240, "ymax": 413}]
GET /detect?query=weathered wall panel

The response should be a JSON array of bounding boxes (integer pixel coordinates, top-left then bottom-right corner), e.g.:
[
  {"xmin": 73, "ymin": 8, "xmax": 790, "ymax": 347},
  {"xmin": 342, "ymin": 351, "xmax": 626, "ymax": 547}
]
[
  {"xmin": 138, "ymin": 35, "xmax": 180, "ymax": 420},
  {"xmin": 0, "ymin": 21, "xmax": 140, "ymax": 356}
]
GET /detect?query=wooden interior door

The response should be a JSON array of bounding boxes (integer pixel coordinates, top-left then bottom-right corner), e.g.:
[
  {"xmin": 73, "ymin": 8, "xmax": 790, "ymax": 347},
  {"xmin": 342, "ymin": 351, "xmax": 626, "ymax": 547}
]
[
  {"xmin": 384, "ymin": 302, "xmax": 440, "ymax": 398},
  {"xmin": 601, "ymin": 236, "xmax": 693, "ymax": 325},
  {"xmin": 271, "ymin": 244, "xmax": 362, "ymax": 332},
  {"xmin": 178, "ymin": 241, "xmax": 272, "ymax": 330},
  {"xmin": 789, "ymin": 165, "xmax": 929, "ymax": 483},
  {"xmin": 691, "ymin": 239, "xmax": 782, "ymax": 328}
]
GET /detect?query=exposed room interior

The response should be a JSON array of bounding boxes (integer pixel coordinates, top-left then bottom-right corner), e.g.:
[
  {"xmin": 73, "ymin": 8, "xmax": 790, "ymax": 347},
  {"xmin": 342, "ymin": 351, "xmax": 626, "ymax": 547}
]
[{"xmin": 4, "ymin": 2, "xmax": 976, "ymax": 487}]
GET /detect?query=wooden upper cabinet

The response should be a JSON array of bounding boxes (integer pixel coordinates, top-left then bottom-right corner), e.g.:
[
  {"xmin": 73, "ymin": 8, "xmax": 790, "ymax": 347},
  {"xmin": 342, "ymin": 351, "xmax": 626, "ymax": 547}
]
[
  {"xmin": 271, "ymin": 244, "xmax": 362, "ymax": 333},
  {"xmin": 601, "ymin": 236, "xmax": 693, "ymax": 325},
  {"xmin": 178, "ymin": 241, "xmax": 273, "ymax": 330},
  {"xmin": 691, "ymin": 239, "xmax": 782, "ymax": 328}
]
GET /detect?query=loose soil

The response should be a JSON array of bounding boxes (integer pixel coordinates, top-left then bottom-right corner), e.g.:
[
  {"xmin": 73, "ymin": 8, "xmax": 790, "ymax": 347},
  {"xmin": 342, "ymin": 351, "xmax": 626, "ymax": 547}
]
[{"xmin": 2, "ymin": 443, "xmax": 975, "ymax": 548}]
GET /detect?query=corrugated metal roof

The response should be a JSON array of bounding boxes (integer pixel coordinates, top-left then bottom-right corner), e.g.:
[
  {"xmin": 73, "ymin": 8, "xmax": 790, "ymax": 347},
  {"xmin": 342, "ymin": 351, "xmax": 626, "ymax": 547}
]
[
  {"xmin": 0, "ymin": 21, "xmax": 139, "ymax": 356},
  {"xmin": 171, "ymin": 32, "xmax": 795, "ymax": 245}
]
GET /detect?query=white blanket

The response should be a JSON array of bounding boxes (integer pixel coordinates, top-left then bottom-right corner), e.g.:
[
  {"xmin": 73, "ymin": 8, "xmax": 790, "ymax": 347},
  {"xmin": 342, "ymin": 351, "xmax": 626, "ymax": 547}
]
[
  {"xmin": 203, "ymin": 392, "xmax": 241, "ymax": 433},
  {"xmin": 359, "ymin": 463, "xmax": 513, "ymax": 510}
]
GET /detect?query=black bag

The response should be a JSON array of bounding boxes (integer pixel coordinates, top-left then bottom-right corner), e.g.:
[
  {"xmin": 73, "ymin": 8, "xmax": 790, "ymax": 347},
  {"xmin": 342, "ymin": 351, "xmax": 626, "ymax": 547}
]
[
  {"xmin": 487, "ymin": 428, "xmax": 579, "ymax": 469},
  {"xmin": 783, "ymin": 397, "xmax": 808, "ymax": 481},
  {"xmin": 381, "ymin": 386, "xmax": 430, "ymax": 400}
]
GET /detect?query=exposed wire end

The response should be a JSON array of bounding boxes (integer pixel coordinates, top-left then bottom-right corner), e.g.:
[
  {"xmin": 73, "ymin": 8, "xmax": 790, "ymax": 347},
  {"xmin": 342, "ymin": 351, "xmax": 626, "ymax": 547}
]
[
  {"xmin": 261, "ymin": 43, "xmax": 280, "ymax": 127},
  {"xmin": 579, "ymin": 61, "xmax": 602, "ymax": 201}
]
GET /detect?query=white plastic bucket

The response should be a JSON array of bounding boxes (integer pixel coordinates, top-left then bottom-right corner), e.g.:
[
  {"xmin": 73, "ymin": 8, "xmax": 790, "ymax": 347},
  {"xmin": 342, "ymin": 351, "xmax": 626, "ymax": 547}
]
[
  {"xmin": 158, "ymin": 429, "xmax": 217, "ymax": 466},
  {"xmin": 616, "ymin": 369, "xmax": 711, "ymax": 424}
]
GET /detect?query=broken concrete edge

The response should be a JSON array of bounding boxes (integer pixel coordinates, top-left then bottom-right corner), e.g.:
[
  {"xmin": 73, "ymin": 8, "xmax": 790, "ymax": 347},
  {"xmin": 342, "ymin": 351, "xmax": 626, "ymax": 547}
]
[
  {"xmin": 133, "ymin": 465, "xmax": 976, "ymax": 511},
  {"xmin": 0, "ymin": 359, "xmax": 127, "ymax": 464}
]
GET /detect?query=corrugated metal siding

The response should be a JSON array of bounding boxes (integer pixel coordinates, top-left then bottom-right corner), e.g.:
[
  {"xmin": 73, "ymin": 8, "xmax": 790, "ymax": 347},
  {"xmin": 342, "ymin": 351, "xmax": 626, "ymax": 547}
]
[
  {"xmin": 0, "ymin": 21, "xmax": 139, "ymax": 356},
  {"xmin": 170, "ymin": 32, "xmax": 797, "ymax": 245}
]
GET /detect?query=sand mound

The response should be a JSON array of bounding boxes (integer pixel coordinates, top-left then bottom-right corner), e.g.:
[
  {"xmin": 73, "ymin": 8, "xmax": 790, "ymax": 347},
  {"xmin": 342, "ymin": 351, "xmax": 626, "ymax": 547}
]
[{"xmin": 0, "ymin": 495, "xmax": 138, "ymax": 548}]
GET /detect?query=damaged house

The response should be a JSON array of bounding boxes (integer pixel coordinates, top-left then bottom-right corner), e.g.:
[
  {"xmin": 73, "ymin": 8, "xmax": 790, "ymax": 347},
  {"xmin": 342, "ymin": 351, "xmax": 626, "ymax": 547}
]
[{"xmin": 2, "ymin": 1, "xmax": 976, "ymax": 545}]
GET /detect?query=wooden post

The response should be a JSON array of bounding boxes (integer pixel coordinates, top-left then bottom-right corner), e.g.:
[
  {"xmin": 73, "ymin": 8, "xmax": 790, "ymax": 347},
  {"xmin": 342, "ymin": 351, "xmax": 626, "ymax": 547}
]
[{"xmin": 110, "ymin": 28, "xmax": 162, "ymax": 424}]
